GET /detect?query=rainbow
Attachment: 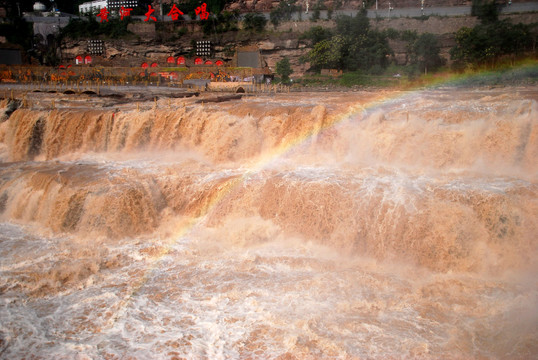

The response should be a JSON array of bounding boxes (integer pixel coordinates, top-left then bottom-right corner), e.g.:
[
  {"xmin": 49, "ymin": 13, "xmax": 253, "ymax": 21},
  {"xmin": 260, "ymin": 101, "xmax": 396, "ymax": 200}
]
[{"xmin": 103, "ymin": 61, "xmax": 538, "ymax": 330}]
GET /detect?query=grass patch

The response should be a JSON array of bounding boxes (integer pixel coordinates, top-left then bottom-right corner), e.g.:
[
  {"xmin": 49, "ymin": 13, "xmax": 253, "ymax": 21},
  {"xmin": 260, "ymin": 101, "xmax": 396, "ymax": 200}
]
[
  {"xmin": 296, "ymin": 69, "xmax": 405, "ymax": 88},
  {"xmin": 294, "ymin": 58, "xmax": 537, "ymax": 90}
]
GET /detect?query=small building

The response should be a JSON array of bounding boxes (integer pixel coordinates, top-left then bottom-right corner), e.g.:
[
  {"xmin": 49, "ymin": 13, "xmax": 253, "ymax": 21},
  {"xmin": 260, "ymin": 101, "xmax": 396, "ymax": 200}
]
[
  {"xmin": 236, "ymin": 46, "xmax": 263, "ymax": 68},
  {"xmin": 233, "ymin": 46, "xmax": 272, "ymax": 82},
  {"xmin": 33, "ymin": 2, "xmax": 47, "ymax": 12},
  {"xmin": 23, "ymin": 9, "xmax": 77, "ymax": 43},
  {"xmin": 107, "ymin": 0, "xmax": 139, "ymax": 11},
  {"xmin": 79, "ymin": 0, "xmax": 138, "ymax": 15},
  {"xmin": 79, "ymin": 0, "xmax": 107, "ymax": 14}
]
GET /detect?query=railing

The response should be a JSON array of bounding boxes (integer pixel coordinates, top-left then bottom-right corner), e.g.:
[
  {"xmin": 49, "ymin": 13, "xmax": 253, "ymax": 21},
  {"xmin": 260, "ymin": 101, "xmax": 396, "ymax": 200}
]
[{"xmin": 0, "ymin": 65, "xmax": 289, "ymax": 94}]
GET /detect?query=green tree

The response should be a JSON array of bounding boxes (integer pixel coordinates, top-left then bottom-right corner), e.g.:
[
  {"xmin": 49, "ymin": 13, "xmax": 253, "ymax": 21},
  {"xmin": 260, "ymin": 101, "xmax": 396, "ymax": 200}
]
[
  {"xmin": 61, "ymin": 17, "xmax": 131, "ymax": 40},
  {"xmin": 205, "ymin": 0, "xmax": 234, "ymax": 15},
  {"xmin": 471, "ymin": 0, "xmax": 499, "ymax": 24},
  {"xmin": 450, "ymin": 20, "xmax": 532, "ymax": 68},
  {"xmin": 335, "ymin": 10, "xmax": 369, "ymax": 38},
  {"xmin": 384, "ymin": 28, "xmax": 400, "ymax": 40},
  {"xmin": 310, "ymin": 8, "xmax": 321, "ymax": 22},
  {"xmin": 300, "ymin": 25, "xmax": 333, "ymax": 45},
  {"xmin": 344, "ymin": 31, "xmax": 391, "ymax": 71},
  {"xmin": 306, "ymin": 35, "xmax": 347, "ymax": 70},
  {"xmin": 413, "ymin": 33, "xmax": 445, "ymax": 74},
  {"xmin": 304, "ymin": 11, "xmax": 391, "ymax": 73},
  {"xmin": 270, "ymin": 9, "xmax": 281, "ymax": 28},
  {"xmin": 450, "ymin": 27, "xmax": 475, "ymax": 67},
  {"xmin": 310, "ymin": 0, "xmax": 325, "ymax": 22},
  {"xmin": 276, "ymin": 57, "xmax": 294, "ymax": 83},
  {"xmin": 201, "ymin": 10, "xmax": 239, "ymax": 35},
  {"xmin": 270, "ymin": 0, "xmax": 299, "ymax": 28},
  {"xmin": 396, "ymin": 29, "xmax": 418, "ymax": 65},
  {"xmin": 243, "ymin": 12, "xmax": 267, "ymax": 32}
]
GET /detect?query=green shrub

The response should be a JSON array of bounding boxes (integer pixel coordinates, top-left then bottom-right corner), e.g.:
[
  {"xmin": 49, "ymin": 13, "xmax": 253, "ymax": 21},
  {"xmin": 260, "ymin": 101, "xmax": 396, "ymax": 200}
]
[
  {"xmin": 61, "ymin": 17, "xmax": 131, "ymax": 39},
  {"xmin": 276, "ymin": 57, "xmax": 294, "ymax": 83},
  {"xmin": 243, "ymin": 13, "xmax": 267, "ymax": 32}
]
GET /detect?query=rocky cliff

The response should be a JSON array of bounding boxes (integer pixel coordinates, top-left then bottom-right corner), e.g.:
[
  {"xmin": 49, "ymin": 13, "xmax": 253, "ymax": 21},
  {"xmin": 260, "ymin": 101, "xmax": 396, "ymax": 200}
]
[{"xmin": 61, "ymin": 11, "xmax": 536, "ymax": 76}]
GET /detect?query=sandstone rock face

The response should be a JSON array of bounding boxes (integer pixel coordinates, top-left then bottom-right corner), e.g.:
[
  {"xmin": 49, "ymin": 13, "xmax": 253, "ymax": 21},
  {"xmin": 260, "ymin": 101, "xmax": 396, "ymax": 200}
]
[
  {"xmin": 255, "ymin": 0, "xmax": 274, "ymax": 11},
  {"xmin": 258, "ymin": 40, "xmax": 276, "ymax": 51},
  {"xmin": 264, "ymin": 49, "xmax": 310, "ymax": 77},
  {"xmin": 60, "ymin": 8, "xmax": 533, "ymax": 76},
  {"xmin": 62, "ymin": 41, "xmax": 86, "ymax": 60},
  {"xmin": 258, "ymin": 39, "xmax": 299, "ymax": 50},
  {"xmin": 62, "ymin": 39, "xmax": 182, "ymax": 67}
]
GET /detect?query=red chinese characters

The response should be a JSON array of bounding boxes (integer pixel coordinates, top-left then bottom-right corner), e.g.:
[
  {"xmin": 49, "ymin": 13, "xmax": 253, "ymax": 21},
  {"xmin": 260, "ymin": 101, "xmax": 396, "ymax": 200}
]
[
  {"xmin": 119, "ymin": 6, "xmax": 133, "ymax": 20},
  {"xmin": 144, "ymin": 5, "xmax": 157, "ymax": 22},
  {"xmin": 167, "ymin": 4, "xmax": 184, "ymax": 21},
  {"xmin": 96, "ymin": 7, "xmax": 109, "ymax": 22},
  {"xmin": 195, "ymin": 3, "xmax": 209, "ymax": 20}
]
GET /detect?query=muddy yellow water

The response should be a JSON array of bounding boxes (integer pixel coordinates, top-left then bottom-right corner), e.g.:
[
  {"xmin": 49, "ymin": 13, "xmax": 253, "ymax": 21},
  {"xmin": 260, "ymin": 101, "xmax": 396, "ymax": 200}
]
[{"xmin": 0, "ymin": 88, "xmax": 536, "ymax": 359}]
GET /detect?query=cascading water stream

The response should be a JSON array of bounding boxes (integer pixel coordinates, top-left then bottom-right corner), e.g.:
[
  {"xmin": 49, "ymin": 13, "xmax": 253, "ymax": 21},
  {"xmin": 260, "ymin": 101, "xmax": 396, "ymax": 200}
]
[{"xmin": 0, "ymin": 88, "xmax": 536, "ymax": 359}]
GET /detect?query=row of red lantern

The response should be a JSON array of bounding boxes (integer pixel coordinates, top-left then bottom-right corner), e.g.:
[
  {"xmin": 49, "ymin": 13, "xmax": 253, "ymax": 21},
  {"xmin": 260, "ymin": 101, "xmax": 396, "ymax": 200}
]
[
  {"xmin": 194, "ymin": 59, "xmax": 225, "ymax": 66},
  {"xmin": 75, "ymin": 55, "xmax": 93, "ymax": 65},
  {"xmin": 58, "ymin": 55, "xmax": 93, "ymax": 68},
  {"xmin": 141, "ymin": 57, "xmax": 225, "ymax": 67},
  {"xmin": 58, "ymin": 56, "xmax": 92, "ymax": 69},
  {"xmin": 168, "ymin": 56, "xmax": 186, "ymax": 65},
  {"xmin": 60, "ymin": 55, "xmax": 226, "ymax": 69}
]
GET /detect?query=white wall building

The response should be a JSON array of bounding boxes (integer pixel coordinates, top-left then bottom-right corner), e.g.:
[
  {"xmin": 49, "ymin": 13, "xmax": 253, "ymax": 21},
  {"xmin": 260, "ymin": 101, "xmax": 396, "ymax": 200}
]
[
  {"xmin": 79, "ymin": 0, "xmax": 138, "ymax": 15},
  {"xmin": 33, "ymin": 2, "xmax": 47, "ymax": 12},
  {"xmin": 79, "ymin": 0, "xmax": 107, "ymax": 14},
  {"xmin": 107, "ymin": 1, "xmax": 139, "ymax": 10}
]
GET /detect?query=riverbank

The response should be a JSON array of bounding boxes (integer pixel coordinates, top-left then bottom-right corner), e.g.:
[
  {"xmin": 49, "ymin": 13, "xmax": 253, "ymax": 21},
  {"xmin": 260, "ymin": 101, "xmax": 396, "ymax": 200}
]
[{"xmin": 2, "ymin": 59, "xmax": 537, "ymax": 100}]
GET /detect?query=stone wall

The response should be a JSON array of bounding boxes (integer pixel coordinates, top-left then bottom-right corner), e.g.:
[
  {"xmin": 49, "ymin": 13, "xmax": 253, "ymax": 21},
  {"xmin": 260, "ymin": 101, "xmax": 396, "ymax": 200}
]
[
  {"xmin": 151, "ymin": 0, "xmax": 535, "ymax": 13},
  {"xmin": 371, "ymin": 12, "xmax": 538, "ymax": 34}
]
